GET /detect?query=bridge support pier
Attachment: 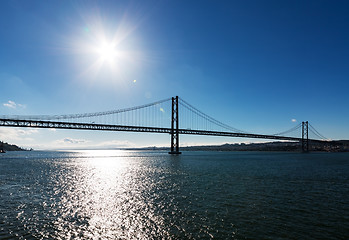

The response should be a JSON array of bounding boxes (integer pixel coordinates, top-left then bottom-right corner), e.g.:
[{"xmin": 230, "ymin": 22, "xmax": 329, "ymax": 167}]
[
  {"xmin": 302, "ymin": 121, "xmax": 309, "ymax": 152},
  {"xmin": 169, "ymin": 96, "xmax": 181, "ymax": 154}
]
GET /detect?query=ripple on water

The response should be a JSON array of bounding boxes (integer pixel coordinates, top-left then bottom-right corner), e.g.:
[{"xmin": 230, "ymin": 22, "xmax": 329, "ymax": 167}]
[{"xmin": 0, "ymin": 151, "xmax": 349, "ymax": 239}]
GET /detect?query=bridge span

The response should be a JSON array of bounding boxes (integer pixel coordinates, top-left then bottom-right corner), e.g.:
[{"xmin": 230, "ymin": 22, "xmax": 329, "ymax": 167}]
[{"xmin": 0, "ymin": 96, "xmax": 328, "ymax": 153}]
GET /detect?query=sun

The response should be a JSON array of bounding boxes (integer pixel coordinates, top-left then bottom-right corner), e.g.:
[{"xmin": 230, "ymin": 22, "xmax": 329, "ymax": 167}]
[
  {"xmin": 95, "ymin": 41, "xmax": 118, "ymax": 64},
  {"xmin": 73, "ymin": 21, "xmax": 142, "ymax": 78}
]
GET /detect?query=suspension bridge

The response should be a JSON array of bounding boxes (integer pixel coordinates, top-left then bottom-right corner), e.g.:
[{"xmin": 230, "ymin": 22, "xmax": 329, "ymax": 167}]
[{"xmin": 0, "ymin": 96, "xmax": 329, "ymax": 153}]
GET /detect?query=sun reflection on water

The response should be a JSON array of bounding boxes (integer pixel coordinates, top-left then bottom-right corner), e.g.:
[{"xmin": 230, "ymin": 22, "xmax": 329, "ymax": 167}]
[{"xmin": 49, "ymin": 150, "xmax": 169, "ymax": 239}]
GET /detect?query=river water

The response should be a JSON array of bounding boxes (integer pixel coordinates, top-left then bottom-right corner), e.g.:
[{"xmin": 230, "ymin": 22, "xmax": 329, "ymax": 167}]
[{"xmin": 0, "ymin": 150, "xmax": 348, "ymax": 239}]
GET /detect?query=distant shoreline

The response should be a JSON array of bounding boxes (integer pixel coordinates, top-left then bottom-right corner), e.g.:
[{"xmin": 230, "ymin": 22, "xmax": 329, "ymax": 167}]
[
  {"xmin": 0, "ymin": 141, "xmax": 28, "ymax": 152},
  {"xmin": 2, "ymin": 140, "xmax": 349, "ymax": 152},
  {"xmin": 125, "ymin": 140, "xmax": 349, "ymax": 152}
]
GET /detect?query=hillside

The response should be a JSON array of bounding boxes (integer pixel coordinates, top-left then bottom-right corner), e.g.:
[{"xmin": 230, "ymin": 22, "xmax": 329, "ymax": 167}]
[
  {"xmin": 181, "ymin": 141, "xmax": 349, "ymax": 152},
  {"xmin": 0, "ymin": 141, "xmax": 27, "ymax": 151},
  {"xmin": 131, "ymin": 140, "xmax": 349, "ymax": 152}
]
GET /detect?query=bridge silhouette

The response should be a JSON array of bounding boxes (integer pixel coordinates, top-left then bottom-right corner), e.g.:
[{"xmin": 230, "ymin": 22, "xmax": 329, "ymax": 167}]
[{"xmin": 0, "ymin": 96, "xmax": 328, "ymax": 153}]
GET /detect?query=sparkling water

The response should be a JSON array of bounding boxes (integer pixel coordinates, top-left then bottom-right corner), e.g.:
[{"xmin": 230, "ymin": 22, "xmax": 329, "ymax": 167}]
[{"xmin": 1, "ymin": 150, "xmax": 348, "ymax": 239}]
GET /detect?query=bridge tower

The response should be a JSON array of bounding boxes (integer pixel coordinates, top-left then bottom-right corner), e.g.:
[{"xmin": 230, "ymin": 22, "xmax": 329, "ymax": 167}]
[
  {"xmin": 302, "ymin": 121, "xmax": 309, "ymax": 152},
  {"xmin": 169, "ymin": 96, "xmax": 181, "ymax": 154}
]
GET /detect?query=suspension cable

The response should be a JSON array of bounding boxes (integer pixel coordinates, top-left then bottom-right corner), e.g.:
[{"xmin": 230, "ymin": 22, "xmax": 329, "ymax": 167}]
[
  {"xmin": 309, "ymin": 123, "xmax": 327, "ymax": 140},
  {"xmin": 179, "ymin": 97, "xmax": 248, "ymax": 133},
  {"xmin": 1, "ymin": 98, "xmax": 172, "ymax": 121},
  {"xmin": 272, "ymin": 123, "xmax": 302, "ymax": 136}
]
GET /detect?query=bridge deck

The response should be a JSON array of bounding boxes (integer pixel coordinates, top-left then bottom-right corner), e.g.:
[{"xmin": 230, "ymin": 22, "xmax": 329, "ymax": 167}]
[{"xmin": 0, "ymin": 118, "xmax": 325, "ymax": 143}]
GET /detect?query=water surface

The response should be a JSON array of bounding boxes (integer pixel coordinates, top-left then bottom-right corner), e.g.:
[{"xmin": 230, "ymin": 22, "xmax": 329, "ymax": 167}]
[{"xmin": 0, "ymin": 150, "xmax": 348, "ymax": 239}]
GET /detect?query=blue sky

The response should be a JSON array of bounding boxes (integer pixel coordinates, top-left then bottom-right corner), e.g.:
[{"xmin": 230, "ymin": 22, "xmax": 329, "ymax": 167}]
[{"xmin": 1, "ymin": 0, "xmax": 348, "ymax": 149}]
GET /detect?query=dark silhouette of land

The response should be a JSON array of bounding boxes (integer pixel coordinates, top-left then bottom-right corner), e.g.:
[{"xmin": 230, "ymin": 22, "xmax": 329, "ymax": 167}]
[
  {"xmin": 2, "ymin": 140, "xmax": 349, "ymax": 152},
  {"xmin": 0, "ymin": 141, "xmax": 27, "ymax": 152},
  {"xmin": 130, "ymin": 140, "xmax": 349, "ymax": 152}
]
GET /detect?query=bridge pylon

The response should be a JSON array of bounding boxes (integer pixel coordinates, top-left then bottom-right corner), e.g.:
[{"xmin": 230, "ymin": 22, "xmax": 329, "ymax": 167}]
[
  {"xmin": 169, "ymin": 96, "xmax": 181, "ymax": 154},
  {"xmin": 302, "ymin": 121, "xmax": 309, "ymax": 152}
]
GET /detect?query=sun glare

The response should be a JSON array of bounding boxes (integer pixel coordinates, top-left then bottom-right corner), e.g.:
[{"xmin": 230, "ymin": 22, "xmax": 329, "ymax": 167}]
[
  {"xmin": 96, "ymin": 41, "xmax": 117, "ymax": 63},
  {"xmin": 72, "ymin": 17, "xmax": 142, "ymax": 80}
]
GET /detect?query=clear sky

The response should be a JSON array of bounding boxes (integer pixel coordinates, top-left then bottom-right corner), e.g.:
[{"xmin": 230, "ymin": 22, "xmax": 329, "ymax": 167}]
[{"xmin": 1, "ymin": 0, "xmax": 348, "ymax": 149}]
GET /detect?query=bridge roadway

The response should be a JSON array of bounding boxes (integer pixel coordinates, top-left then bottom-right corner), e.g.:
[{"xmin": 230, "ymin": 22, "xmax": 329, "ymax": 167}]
[{"xmin": 0, "ymin": 118, "xmax": 322, "ymax": 143}]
